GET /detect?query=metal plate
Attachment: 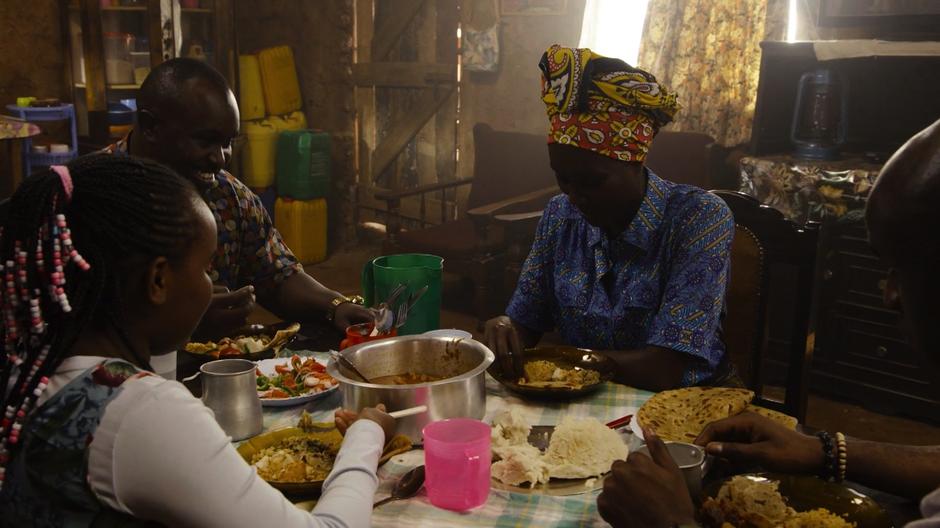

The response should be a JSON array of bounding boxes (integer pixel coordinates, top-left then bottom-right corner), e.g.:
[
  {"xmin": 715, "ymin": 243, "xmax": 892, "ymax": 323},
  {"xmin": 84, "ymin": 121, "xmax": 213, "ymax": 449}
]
[{"xmin": 488, "ymin": 346, "xmax": 617, "ymax": 401}]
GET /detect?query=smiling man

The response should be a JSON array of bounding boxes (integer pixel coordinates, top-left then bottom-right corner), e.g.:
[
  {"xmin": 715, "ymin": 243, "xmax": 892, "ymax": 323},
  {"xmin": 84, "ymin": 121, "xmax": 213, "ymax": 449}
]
[
  {"xmin": 103, "ymin": 59, "xmax": 371, "ymax": 348},
  {"xmin": 484, "ymin": 45, "xmax": 735, "ymax": 391}
]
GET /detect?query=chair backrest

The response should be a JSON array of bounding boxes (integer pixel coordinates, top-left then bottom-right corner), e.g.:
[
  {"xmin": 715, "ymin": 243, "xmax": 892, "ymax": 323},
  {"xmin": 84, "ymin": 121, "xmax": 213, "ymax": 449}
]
[
  {"xmin": 645, "ymin": 131, "xmax": 715, "ymax": 189},
  {"xmin": 713, "ymin": 190, "xmax": 820, "ymax": 423},
  {"xmin": 469, "ymin": 123, "xmax": 557, "ymax": 210}
]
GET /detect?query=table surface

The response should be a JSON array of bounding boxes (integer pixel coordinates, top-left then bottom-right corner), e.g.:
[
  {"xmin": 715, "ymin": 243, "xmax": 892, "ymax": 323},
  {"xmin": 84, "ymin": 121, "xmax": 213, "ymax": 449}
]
[
  {"xmin": 257, "ymin": 350, "xmax": 650, "ymax": 527},
  {"xmin": 255, "ymin": 350, "xmax": 921, "ymax": 527}
]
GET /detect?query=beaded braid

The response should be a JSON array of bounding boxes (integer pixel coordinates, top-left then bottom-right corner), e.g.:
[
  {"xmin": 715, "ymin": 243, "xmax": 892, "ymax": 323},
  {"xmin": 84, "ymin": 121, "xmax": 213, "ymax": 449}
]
[{"xmin": 0, "ymin": 154, "xmax": 201, "ymax": 490}]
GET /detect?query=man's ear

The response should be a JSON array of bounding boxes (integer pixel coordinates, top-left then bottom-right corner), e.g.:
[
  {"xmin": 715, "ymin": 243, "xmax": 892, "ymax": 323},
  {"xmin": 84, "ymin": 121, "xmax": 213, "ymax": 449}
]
[
  {"xmin": 137, "ymin": 109, "xmax": 160, "ymax": 142},
  {"xmin": 145, "ymin": 256, "xmax": 171, "ymax": 306}
]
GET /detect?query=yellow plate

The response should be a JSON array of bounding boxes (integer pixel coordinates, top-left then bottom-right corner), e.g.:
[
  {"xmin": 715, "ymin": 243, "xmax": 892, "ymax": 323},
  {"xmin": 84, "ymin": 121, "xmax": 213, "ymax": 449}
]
[{"xmin": 237, "ymin": 422, "xmax": 412, "ymax": 498}]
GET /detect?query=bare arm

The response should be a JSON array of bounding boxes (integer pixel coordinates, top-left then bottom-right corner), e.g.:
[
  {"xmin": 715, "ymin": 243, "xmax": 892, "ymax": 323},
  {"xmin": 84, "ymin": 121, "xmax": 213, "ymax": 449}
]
[
  {"xmin": 603, "ymin": 345, "xmax": 690, "ymax": 392},
  {"xmin": 256, "ymin": 272, "xmax": 373, "ymax": 331},
  {"xmin": 845, "ymin": 439, "xmax": 940, "ymax": 499},
  {"xmin": 697, "ymin": 412, "xmax": 940, "ymax": 500}
]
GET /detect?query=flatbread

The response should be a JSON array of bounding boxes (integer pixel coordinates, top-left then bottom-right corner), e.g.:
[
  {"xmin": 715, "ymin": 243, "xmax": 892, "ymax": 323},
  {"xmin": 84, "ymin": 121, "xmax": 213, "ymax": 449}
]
[
  {"xmin": 637, "ymin": 387, "xmax": 754, "ymax": 442},
  {"xmin": 745, "ymin": 404, "xmax": 798, "ymax": 430}
]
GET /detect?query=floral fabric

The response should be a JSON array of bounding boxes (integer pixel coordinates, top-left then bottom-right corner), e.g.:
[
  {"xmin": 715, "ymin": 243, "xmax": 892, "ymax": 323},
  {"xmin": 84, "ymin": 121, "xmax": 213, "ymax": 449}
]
[
  {"xmin": 0, "ymin": 360, "xmax": 156, "ymax": 527},
  {"xmin": 637, "ymin": 0, "xmax": 770, "ymax": 146},
  {"xmin": 506, "ymin": 170, "xmax": 734, "ymax": 386},
  {"xmin": 102, "ymin": 136, "xmax": 303, "ymax": 290},
  {"xmin": 739, "ymin": 155, "xmax": 882, "ymax": 223},
  {"xmin": 538, "ymin": 44, "xmax": 680, "ymax": 163}
]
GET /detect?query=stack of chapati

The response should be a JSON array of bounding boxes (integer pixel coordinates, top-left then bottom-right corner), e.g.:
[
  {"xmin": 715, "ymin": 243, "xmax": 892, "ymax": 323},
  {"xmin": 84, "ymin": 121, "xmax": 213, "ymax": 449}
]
[{"xmin": 636, "ymin": 387, "xmax": 798, "ymax": 442}]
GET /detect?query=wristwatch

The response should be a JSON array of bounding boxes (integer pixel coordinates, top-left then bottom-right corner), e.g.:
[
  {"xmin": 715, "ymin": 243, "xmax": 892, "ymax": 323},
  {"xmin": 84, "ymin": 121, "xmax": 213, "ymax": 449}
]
[
  {"xmin": 326, "ymin": 296, "xmax": 351, "ymax": 322},
  {"xmin": 325, "ymin": 295, "xmax": 365, "ymax": 322}
]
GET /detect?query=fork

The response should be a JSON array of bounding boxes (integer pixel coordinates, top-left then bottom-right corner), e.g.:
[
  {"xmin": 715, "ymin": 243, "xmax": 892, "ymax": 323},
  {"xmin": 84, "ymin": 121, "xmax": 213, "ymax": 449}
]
[{"xmin": 372, "ymin": 283, "xmax": 407, "ymax": 335}]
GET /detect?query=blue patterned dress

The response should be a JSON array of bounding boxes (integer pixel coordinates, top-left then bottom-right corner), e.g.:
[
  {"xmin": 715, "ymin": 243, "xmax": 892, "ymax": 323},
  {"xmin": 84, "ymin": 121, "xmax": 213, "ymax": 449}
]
[
  {"xmin": 506, "ymin": 170, "xmax": 735, "ymax": 385},
  {"xmin": 0, "ymin": 360, "xmax": 159, "ymax": 527}
]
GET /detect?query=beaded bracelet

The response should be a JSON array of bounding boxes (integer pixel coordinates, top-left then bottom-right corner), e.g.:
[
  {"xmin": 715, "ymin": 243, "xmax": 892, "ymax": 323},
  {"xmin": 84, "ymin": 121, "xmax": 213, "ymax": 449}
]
[
  {"xmin": 816, "ymin": 431, "xmax": 839, "ymax": 481},
  {"xmin": 835, "ymin": 432, "xmax": 847, "ymax": 482}
]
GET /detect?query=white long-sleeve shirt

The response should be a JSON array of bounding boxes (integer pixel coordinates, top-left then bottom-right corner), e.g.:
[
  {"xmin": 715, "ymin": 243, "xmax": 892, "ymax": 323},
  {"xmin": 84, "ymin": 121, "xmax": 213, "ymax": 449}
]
[{"xmin": 42, "ymin": 356, "xmax": 381, "ymax": 528}]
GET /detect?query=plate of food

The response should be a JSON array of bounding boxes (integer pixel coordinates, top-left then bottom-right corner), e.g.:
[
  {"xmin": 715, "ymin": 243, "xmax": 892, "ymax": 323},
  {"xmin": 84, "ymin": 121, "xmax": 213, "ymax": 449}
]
[
  {"xmin": 487, "ymin": 346, "xmax": 616, "ymax": 400},
  {"xmin": 237, "ymin": 414, "xmax": 413, "ymax": 497},
  {"xmin": 183, "ymin": 322, "xmax": 301, "ymax": 360},
  {"xmin": 700, "ymin": 473, "xmax": 892, "ymax": 527},
  {"xmin": 488, "ymin": 408, "xmax": 639, "ymax": 496},
  {"xmin": 256, "ymin": 355, "xmax": 339, "ymax": 406},
  {"xmin": 631, "ymin": 387, "xmax": 798, "ymax": 442}
]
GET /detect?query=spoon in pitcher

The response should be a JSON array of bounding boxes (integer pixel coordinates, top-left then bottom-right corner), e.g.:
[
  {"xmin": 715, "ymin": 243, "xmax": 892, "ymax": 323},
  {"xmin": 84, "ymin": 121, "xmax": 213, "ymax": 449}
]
[{"xmin": 373, "ymin": 465, "xmax": 425, "ymax": 508}]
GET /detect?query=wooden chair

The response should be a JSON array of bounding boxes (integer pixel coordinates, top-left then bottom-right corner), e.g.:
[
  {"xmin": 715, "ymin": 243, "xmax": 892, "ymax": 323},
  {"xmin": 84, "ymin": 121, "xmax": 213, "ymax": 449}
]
[
  {"xmin": 714, "ymin": 190, "xmax": 822, "ymax": 423},
  {"xmin": 375, "ymin": 123, "xmax": 558, "ymax": 319},
  {"xmin": 645, "ymin": 131, "xmax": 717, "ymax": 189}
]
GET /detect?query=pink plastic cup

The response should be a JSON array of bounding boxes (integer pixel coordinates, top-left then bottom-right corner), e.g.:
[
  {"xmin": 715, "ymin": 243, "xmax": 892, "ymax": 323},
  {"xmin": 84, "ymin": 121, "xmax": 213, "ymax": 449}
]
[{"xmin": 423, "ymin": 418, "xmax": 491, "ymax": 511}]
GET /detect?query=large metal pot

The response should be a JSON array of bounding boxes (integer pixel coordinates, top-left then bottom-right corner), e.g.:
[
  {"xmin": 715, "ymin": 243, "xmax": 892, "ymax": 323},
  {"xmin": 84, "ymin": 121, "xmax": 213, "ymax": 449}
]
[{"xmin": 326, "ymin": 336, "xmax": 494, "ymax": 442}]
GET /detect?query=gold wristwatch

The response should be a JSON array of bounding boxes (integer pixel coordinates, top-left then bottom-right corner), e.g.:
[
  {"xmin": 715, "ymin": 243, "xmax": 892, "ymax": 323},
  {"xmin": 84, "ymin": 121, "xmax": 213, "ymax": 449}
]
[{"xmin": 326, "ymin": 295, "xmax": 364, "ymax": 322}]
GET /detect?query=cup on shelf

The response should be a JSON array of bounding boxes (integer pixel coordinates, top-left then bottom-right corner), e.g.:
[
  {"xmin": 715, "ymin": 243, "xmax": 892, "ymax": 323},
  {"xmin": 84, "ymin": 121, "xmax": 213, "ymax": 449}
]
[{"xmin": 31, "ymin": 145, "xmax": 49, "ymax": 154}]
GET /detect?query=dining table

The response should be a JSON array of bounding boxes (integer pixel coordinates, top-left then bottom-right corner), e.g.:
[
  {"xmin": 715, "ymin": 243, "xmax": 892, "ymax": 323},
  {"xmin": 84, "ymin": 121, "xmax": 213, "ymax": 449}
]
[
  {"xmin": 253, "ymin": 349, "xmax": 652, "ymax": 527},
  {"xmin": 250, "ymin": 349, "xmax": 923, "ymax": 527}
]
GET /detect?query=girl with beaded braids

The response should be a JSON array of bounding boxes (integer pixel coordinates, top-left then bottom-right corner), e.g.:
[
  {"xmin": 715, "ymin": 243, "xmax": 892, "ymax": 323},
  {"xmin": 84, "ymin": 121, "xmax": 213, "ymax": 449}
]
[{"xmin": 0, "ymin": 154, "xmax": 392, "ymax": 527}]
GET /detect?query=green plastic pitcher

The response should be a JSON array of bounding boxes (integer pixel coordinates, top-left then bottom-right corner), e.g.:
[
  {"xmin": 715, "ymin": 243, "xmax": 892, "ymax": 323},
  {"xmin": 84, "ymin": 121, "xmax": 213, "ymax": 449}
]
[{"xmin": 361, "ymin": 254, "xmax": 443, "ymax": 335}]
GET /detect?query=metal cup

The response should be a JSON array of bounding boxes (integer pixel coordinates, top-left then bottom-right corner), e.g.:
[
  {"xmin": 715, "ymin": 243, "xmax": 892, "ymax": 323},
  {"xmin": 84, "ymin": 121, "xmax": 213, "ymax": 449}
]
[
  {"xmin": 200, "ymin": 359, "xmax": 263, "ymax": 441},
  {"xmin": 636, "ymin": 441, "xmax": 706, "ymax": 498}
]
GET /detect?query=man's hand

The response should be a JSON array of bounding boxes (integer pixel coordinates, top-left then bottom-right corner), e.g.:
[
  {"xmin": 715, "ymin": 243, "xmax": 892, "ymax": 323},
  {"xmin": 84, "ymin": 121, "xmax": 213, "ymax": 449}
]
[
  {"xmin": 695, "ymin": 411, "xmax": 824, "ymax": 474},
  {"xmin": 191, "ymin": 286, "xmax": 256, "ymax": 341},
  {"xmin": 483, "ymin": 315, "xmax": 525, "ymax": 377},
  {"xmin": 332, "ymin": 302, "xmax": 373, "ymax": 332},
  {"xmin": 335, "ymin": 404, "xmax": 395, "ymax": 441},
  {"xmin": 597, "ymin": 429, "xmax": 696, "ymax": 527}
]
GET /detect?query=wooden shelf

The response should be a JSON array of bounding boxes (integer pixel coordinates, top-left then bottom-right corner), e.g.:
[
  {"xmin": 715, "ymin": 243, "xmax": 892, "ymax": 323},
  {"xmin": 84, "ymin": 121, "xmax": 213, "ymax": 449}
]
[{"xmin": 182, "ymin": 8, "xmax": 214, "ymax": 13}]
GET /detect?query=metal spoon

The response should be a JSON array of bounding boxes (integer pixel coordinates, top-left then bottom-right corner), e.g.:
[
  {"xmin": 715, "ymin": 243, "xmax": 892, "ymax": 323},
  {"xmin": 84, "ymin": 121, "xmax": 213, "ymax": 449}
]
[
  {"xmin": 330, "ymin": 350, "xmax": 370, "ymax": 383},
  {"xmin": 373, "ymin": 465, "xmax": 425, "ymax": 508}
]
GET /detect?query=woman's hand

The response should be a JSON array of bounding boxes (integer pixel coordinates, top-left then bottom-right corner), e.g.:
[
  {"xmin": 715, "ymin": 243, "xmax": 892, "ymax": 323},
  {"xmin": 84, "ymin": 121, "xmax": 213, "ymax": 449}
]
[
  {"xmin": 335, "ymin": 404, "xmax": 395, "ymax": 441},
  {"xmin": 483, "ymin": 315, "xmax": 525, "ymax": 377},
  {"xmin": 695, "ymin": 411, "xmax": 824, "ymax": 474},
  {"xmin": 191, "ymin": 285, "xmax": 256, "ymax": 341},
  {"xmin": 597, "ymin": 428, "xmax": 696, "ymax": 527},
  {"xmin": 331, "ymin": 302, "xmax": 374, "ymax": 332}
]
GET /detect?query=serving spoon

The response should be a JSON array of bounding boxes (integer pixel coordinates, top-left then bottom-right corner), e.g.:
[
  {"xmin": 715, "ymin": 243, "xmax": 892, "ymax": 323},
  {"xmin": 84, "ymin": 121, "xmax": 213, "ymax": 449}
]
[{"xmin": 373, "ymin": 465, "xmax": 425, "ymax": 508}]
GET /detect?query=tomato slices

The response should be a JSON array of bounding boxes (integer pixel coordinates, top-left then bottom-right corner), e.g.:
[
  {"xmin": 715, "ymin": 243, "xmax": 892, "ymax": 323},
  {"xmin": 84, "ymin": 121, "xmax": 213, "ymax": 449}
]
[{"xmin": 256, "ymin": 355, "xmax": 338, "ymax": 399}]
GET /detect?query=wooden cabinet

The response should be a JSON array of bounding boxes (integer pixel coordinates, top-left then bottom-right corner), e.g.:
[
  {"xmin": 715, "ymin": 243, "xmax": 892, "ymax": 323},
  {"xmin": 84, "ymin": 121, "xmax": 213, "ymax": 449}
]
[
  {"xmin": 812, "ymin": 222, "xmax": 939, "ymax": 421},
  {"xmin": 62, "ymin": 0, "xmax": 236, "ymax": 147}
]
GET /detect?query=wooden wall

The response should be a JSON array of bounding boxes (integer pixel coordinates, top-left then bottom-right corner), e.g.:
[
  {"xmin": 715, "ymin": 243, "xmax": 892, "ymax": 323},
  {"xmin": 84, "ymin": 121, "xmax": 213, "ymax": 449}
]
[
  {"xmin": 456, "ymin": 0, "xmax": 585, "ymax": 185},
  {"xmin": 234, "ymin": 0, "xmax": 358, "ymax": 249},
  {"xmin": 0, "ymin": 0, "xmax": 70, "ymax": 198}
]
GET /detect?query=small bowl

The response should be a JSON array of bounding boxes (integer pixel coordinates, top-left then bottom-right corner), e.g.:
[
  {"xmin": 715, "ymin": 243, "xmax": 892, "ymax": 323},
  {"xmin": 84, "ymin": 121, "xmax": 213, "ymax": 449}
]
[
  {"xmin": 487, "ymin": 346, "xmax": 616, "ymax": 401},
  {"xmin": 635, "ymin": 441, "xmax": 705, "ymax": 497}
]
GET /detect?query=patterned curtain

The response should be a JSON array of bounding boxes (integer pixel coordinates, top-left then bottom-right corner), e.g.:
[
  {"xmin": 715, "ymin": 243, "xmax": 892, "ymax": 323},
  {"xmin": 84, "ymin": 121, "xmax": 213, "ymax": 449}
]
[{"xmin": 637, "ymin": 0, "xmax": 782, "ymax": 146}]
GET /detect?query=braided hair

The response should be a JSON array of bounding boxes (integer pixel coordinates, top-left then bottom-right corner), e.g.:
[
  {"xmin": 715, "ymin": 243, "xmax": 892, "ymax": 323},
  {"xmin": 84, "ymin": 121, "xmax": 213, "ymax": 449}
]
[{"xmin": 0, "ymin": 154, "xmax": 202, "ymax": 487}]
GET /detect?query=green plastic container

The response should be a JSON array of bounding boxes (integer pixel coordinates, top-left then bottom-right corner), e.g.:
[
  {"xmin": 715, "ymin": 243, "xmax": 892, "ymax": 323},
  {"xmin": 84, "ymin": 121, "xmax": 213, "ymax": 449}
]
[
  {"xmin": 276, "ymin": 129, "xmax": 330, "ymax": 200},
  {"xmin": 362, "ymin": 254, "xmax": 443, "ymax": 335}
]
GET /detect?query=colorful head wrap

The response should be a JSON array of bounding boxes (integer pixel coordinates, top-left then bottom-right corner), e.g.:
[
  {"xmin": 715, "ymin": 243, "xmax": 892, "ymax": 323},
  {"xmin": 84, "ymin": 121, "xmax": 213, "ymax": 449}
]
[{"xmin": 539, "ymin": 44, "xmax": 681, "ymax": 162}]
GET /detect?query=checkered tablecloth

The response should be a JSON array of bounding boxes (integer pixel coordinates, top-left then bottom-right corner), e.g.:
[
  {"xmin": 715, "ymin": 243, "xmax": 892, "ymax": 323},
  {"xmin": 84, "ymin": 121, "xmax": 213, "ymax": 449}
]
[{"xmin": 257, "ymin": 351, "xmax": 654, "ymax": 527}]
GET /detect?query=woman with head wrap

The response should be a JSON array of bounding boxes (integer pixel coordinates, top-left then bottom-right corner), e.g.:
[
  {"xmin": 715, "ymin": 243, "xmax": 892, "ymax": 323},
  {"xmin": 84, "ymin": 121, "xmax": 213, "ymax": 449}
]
[{"xmin": 484, "ymin": 45, "xmax": 735, "ymax": 391}]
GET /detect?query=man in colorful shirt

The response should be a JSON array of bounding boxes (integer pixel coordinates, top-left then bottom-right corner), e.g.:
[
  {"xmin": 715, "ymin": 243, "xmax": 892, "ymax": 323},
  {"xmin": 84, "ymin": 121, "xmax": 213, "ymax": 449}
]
[
  {"xmin": 484, "ymin": 45, "xmax": 734, "ymax": 391},
  {"xmin": 106, "ymin": 58, "xmax": 371, "ymax": 343}
]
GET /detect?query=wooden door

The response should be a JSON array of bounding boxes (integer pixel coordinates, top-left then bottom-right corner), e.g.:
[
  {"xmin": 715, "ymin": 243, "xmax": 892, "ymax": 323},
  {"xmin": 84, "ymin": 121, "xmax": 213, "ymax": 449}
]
[{"xmin": 354, "ymin": 0, "xmax": 460, "ymax": 229}]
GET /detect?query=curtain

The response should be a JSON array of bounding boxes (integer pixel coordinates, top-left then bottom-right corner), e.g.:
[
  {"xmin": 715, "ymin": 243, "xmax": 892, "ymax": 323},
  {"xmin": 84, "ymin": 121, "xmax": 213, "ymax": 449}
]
[
  {"xmin": 637, "ymin": 0, "xmax": 782, "ymax": 146},
  {"xmin": 578, "ymin": 0, "xmax": 650, "ymax": 66}
]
